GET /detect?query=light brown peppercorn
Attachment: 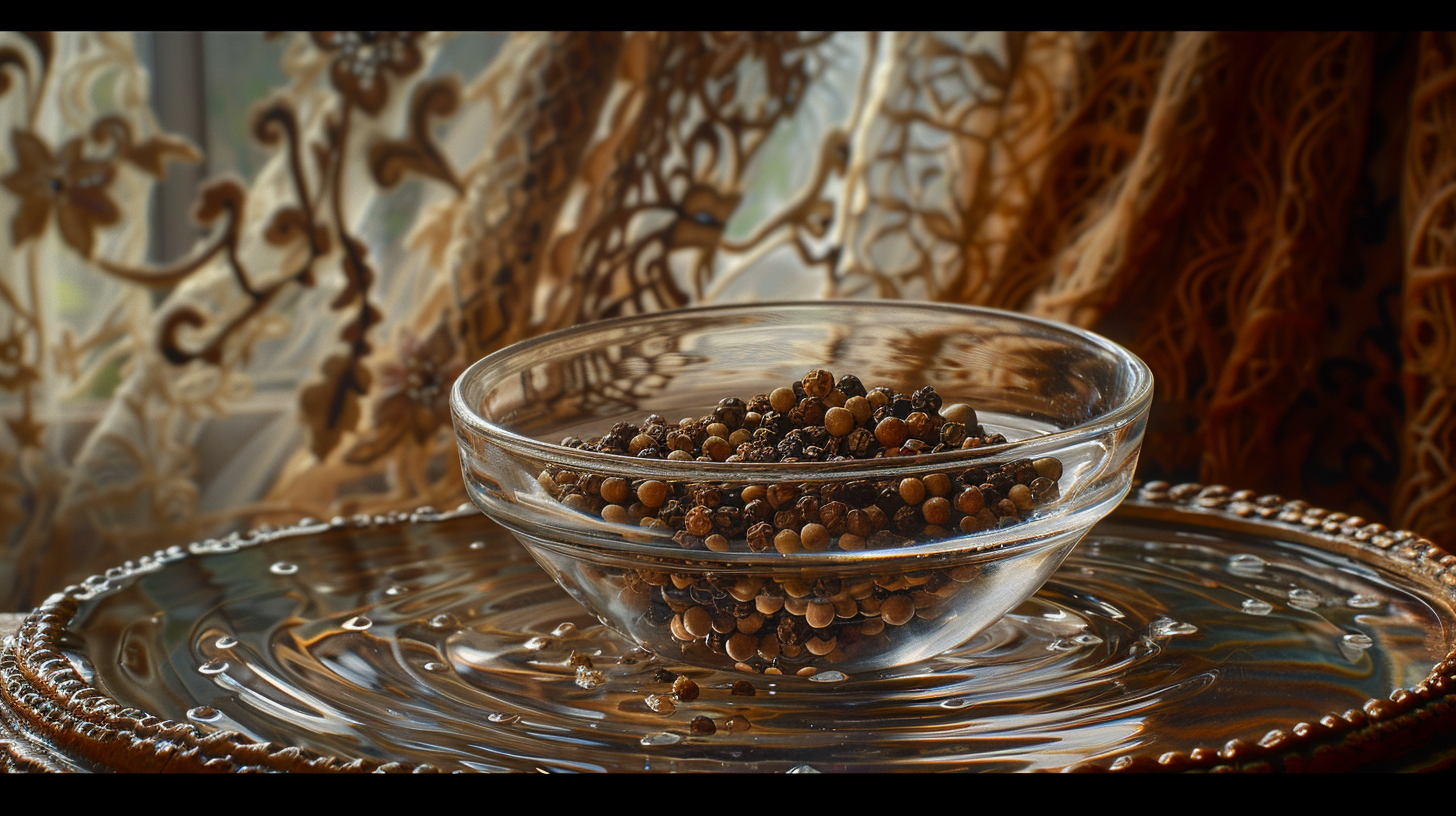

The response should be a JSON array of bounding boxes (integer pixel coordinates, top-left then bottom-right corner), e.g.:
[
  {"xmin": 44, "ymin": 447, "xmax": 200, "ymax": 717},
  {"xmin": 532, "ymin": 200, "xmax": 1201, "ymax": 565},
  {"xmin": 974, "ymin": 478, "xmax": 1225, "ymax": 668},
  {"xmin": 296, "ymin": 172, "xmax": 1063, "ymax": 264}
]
[
  {"xmin": 941, "ymin": 403, "xmax": 977, "ymax": 426},
  {"xmin": 844, "ymin": 395, "xmax": 873, "ymax": 425},
  {"xmin": 773, "ymin": 528, "xmax": 802, "ymax": 554},
  {"xmin": 601, "ymin": 504, "xmax": 629, "ymax": 524},
  {"xmin": 805, "ymin": 600, "xmax": 835, "ymax": 629},
  {"xmin": 726, "ymin": 633, "xmax": 757, "ymax": 662},
  {"xmin": 881, "ymin": 594, "xmax": 916, "ymax": 626},
  {"xmin": 670, "ymin": 614, "xmax": 692, "ymax": 641},
  {"xmin": 921, "ymin": 496, "xmax": 952, "ymax": 526},
  {"xmin": 637, "ymin": 480, "xmax": 669, "ymax": 508},
  {"xmin": 780, "ymin": 579, "xmax": 813, "ymax": 598},
  {"xmin": 702, "ymin": 436, "xmax": 731, "ymax": 461},
  {"xmin": 629, "ymin": 433, "xmax": 656, "ymax": 455},
  {"xmin": 898, "ymin": 477, "xmax": 926, "ymax": 505},
  {"xmin": 923, "ymin": 472, "xmax": 952, "ymax": 497},
  {"xmin": 1033, "ymin": 456, "xmax": 1063, "ymax": 481},
  {"xmin": 741, "ymin": 484, "xmax": 767, "ymax": 503},
  {"xmin": 736, "ymin": 612, "xmax": 765, "ymax": 635},
  {"xmin": 705, "ymin": 533, "xmax": 730, "ymax": 552},
  {"xmin": 770, "ymin": 387, "xmax": 798, "ymax": 413},
  {"xmin": 1008, "ymin": 483, "xmax": 1035, "ymax": 512},
  {"xmin": 875, "ymin": 416, "xmax": 909, "ymax": 448},
  {"xmin": 865, "ymin": 389, "xmax": 890, "ymax": 411},
  {"xmin": 838, "ymin": 532, "xmax": 866, "ymax": 551},
  {"xmin": 824, "ymin": 406, "xmax": 856, "ymax": 437},
  {"xmin": 805, "ymin": 635, "xmax": 837, "ymax": 656},
  {"xmin": 562, "ymin": 493, "xmax": 590, "ymax": 513},
  {"xmin": 800, "ymin": 522, "xmax": 831, "ymax": 552},
  {"xmin": 755, "ymin": 593, "xmax": 785, "ymax": 615},
  {"xmin": 729, "ymin": 576, "xmax": 764, "ymax": 601},
  {"xmin": 600, "ymin": 476, "xmax": 629, "ymax": 502},
  {"xmin": 683, "ymin": 606, "xmax": 712, "ymax": 638}
]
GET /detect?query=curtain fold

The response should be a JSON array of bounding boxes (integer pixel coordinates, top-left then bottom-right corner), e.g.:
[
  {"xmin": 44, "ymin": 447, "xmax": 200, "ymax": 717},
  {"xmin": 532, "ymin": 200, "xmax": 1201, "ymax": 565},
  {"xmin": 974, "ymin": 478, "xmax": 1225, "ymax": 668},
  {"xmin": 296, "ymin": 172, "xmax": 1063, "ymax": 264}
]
[{"xmin": 0, "ymin": 31, "xmax": 1450, "ymax": 610}]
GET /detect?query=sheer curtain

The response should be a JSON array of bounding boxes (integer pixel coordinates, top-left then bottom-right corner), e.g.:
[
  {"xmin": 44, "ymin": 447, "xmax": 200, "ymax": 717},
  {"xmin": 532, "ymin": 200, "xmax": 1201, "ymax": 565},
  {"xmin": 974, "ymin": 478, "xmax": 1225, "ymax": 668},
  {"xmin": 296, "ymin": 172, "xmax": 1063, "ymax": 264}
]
[{"xmin": 0, "ymin": 31, "xmax": 1450, "ymax": 610}]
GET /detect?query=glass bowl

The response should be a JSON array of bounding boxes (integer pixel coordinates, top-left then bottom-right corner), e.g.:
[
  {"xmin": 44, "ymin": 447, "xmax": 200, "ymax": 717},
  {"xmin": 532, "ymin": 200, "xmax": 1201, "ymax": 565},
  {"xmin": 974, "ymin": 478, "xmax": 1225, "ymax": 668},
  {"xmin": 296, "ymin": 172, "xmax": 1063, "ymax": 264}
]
[{"xmin": 450, "ymin": 301, "xmax": 1152, "ymax": 676}]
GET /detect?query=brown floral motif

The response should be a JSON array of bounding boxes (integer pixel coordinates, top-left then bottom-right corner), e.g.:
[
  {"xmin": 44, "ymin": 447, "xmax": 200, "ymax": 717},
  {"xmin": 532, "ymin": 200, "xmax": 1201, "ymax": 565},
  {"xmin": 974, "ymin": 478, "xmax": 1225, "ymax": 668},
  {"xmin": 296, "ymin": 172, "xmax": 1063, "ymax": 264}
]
[
  {"xmin": 311, "ymin": 31, "xmax": 424, "ymax": 116},
  {"xmin": 345, "ymin": 321, "xmax": 466, "ymax": 464},
  {"xmin": 1, "ymin": 130, "xmax": 119, "ymax": 258}
]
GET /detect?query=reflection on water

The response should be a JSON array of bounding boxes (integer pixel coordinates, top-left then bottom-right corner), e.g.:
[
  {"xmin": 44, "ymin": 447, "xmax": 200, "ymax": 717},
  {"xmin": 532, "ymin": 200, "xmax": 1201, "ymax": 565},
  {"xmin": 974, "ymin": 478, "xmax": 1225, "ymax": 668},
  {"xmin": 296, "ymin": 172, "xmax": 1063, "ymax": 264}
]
[{"xmin": 63, "ymin": 513, "xmax": 1452, "ymax": 772}]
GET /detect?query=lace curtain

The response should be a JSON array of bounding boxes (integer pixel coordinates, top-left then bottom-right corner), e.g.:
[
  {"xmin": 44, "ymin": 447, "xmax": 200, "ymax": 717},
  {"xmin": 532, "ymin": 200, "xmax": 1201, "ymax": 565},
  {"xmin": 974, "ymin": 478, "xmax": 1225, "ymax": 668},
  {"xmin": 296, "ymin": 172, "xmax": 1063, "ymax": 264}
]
[{"xmin": 1, "ymin": 31, "xmax": 1452, "ymax": 610}]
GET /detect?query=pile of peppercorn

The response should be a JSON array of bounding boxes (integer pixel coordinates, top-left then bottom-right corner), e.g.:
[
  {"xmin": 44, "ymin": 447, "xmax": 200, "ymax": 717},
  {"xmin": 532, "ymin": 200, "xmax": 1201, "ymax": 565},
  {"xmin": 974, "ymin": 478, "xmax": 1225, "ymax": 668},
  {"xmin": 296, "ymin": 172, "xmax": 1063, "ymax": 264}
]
[
  {"xmin": 541, "ymin": 370, "xmax": 1063, "ymax": 553},
  {"xmin": 559, "ymin": 369, "xmax": 1011, "ymax": 464}
]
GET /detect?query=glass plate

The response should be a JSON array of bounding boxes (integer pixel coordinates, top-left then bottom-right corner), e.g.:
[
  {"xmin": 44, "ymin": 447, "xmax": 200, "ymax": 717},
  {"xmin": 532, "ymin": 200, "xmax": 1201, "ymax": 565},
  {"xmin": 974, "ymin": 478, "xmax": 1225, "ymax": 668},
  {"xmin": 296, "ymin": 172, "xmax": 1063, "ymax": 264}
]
[{"xmin": 5, "ymin": 485, "xmax": 1455, "ymax": 772}]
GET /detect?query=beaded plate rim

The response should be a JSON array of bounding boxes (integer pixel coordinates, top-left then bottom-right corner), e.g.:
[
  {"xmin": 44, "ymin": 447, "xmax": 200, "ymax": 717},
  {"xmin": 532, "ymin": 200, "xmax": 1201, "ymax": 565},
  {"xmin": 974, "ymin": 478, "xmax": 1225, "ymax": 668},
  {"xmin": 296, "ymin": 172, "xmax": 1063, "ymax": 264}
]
[{"xmin": 1, "ymin": 484, "xmax": 1454, "ymax": 773}]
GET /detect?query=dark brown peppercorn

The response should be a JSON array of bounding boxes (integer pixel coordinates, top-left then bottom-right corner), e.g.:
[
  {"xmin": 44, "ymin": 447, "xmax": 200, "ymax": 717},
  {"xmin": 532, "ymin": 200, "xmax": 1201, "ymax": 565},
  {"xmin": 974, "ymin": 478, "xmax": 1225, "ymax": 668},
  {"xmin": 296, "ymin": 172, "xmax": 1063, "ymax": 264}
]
[
  {"xmin": 731, "ymin": 679, "xmax": 757, "ymax": 696},
  {"xmin": 690, "ymin": 716, "xmax": 716, "ymax": 735},
  {"xmin": 673, "ymin": 675, "xmax": 700, "ymax": 702},
  {"xmin": 819, "ymin": 501, "xmax": 849, "ymax": 532}
]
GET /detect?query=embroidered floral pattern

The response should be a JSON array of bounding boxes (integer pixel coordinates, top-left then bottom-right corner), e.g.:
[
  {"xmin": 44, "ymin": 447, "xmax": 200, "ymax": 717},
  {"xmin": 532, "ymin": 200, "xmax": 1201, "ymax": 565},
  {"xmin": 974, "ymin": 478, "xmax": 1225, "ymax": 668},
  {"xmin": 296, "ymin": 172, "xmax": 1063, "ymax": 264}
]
[
  {"xmin": 311, "ymin": 31, "xmax": 423, "ymax": 115},
  {"xmin": 2, "ymin": 131, "xmax": 119, "ymax": 258}
]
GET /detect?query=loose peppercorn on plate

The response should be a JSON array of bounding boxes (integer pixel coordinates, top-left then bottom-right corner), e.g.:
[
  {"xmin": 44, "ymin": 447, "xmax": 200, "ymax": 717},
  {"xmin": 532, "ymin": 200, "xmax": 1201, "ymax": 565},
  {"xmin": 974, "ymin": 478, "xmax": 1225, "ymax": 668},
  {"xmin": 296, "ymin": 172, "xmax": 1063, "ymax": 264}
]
[{"xmin": 451, "ymin": 301, "xmax": 1152, "ymax": 675}]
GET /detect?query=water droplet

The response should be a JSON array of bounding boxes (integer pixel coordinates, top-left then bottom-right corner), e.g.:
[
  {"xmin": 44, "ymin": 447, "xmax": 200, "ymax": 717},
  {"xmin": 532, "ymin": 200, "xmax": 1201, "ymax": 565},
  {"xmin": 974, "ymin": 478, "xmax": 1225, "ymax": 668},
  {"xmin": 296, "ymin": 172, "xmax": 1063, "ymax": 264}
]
[
  {"xmin": 1338, "ymin": 632, "xmax": 1375, "ymax": 664},
  {"xmin": 422, "ymin": 661, "xmax": 447, "ymax": 673},
  {"xmin": 808, "ymin": 670, "xmax": 848, "ymax": 683},
  {"xmin": 1149, "ymin": 617, "xmax": 1198, "ymax": 638},
  {"xmin": 384, "ymin": 585, "xmax": 409, "ymax": 596},
  {"xmin": 198, "ymin": 658, "xmax": 228, "ymax": 675},
  {"xmin": 575, "ymin": 665, "xmax": 606, "ymax": 689},
  {"xmin": 551, "ymin": 622, "xmax": 579, "ymax": 638},
  {"xmin": 487, "ymin": 712, "xmax": 520, "ymax": 724},
  {"xmin": 187, "ymin": 706, "xmax": 220, "ymax": 722},
  {"xmin": 1348, "ymin": 594, "xmax": 1384, "ymax": 609},
  {"xmin": 940, "ymin": 697, "xmax": 969, "ymax": 709},
  {"xmin": 524, "ymin": 636, "xmax": 556, "ymax": 651},
  {"xmin": 786, "ymin": 764, "xmax": 820, "ymax": 773},
  {"xmin": 1227, "ymin": 553, "xmax": 1266, "ymax": 575},
  {"xmin": 641, "ymin": 732, "xmax": 683, "ymax": 746},
  {"xmin": 342, "ymin": 615, "xmax": 373, "ymax": 631},
  {"xmin": 428, "ymin": 614, "xmax": 461, "ymax": 631},
  {"xmin": 1072, "ymin": 633, "xmax": 1104, "ymax": 646},
  {"xmin": 1288, "ymin": 588, "xmax": 1322, "ymax": 609},
  {"xmin": 468, "ymin": 540, "xmax": 487, "ymax": 550},
  {"xmin": 269, "ymin": 561, "xmax": 298, "ymax": 575},
  {"xmin": 1341, "ymin": 632, "xmax": 1373, "ymax": 650},
  {"xmin": 1046, "ymin": 638, "xmax": 1080, "ymax": 652},
  {"xmin": 214, "ymin": 636, "xmax": 237, "ymax": 649},
  {"xmin": 1241, "ymin": 598, "xmax": 1274, "ymax": 616}
]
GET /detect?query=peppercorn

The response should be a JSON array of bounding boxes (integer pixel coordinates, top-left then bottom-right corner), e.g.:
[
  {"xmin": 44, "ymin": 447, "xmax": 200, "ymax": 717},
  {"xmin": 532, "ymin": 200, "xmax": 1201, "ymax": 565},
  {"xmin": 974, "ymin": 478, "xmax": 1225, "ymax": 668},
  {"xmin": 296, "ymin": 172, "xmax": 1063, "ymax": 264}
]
[
  {"xmin": 801, "ymin": 369, "xmax": 835, "ymax": 399},
  {"xmin": 875, "ymin": 416, "xmax": 909, "ymax": 448}
]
